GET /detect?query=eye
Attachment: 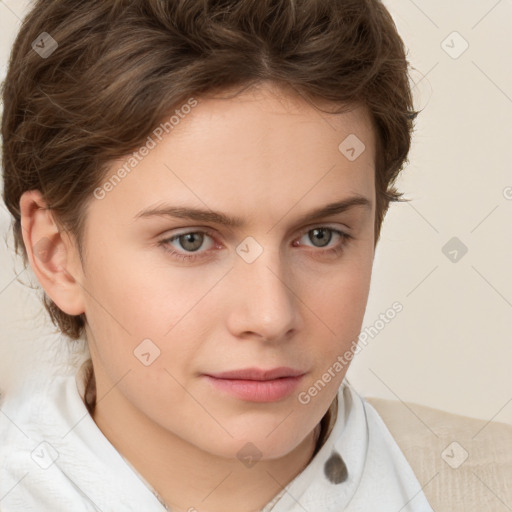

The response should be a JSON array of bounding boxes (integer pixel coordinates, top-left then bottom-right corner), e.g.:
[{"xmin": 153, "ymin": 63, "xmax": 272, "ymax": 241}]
[
  {"xmin": 158, "ymin": 229, "xmax": 218, "ymax": 262},
  {"xmin": 172, "ymin": 232, "xmax": 208, "ymax": 252},
  {"xmin": 302, "ymin": 227, "xmax": 337, "ymax": 248},
  {"xmin": 294, "ymin": 227, "xmax": 352, "ymax": 256},
  {"xmin": 158, "ymin": 226, "xmax": 353, "ymax": 263}
]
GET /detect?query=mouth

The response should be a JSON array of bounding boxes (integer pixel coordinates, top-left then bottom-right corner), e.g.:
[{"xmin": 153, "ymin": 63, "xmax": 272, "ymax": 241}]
[
  {"xmin": 202, "ymin": 367, "xmax": 306, "ymax": 402},
  {"xmin": 204, "ymin": 366, "xmax": 305, "ymax": 381}
]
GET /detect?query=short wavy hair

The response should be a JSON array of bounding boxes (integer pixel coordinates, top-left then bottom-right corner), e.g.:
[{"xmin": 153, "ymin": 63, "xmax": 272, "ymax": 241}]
[{"xmin": 2, "ymin": 0, "xmax": 418, "ymax": 342}]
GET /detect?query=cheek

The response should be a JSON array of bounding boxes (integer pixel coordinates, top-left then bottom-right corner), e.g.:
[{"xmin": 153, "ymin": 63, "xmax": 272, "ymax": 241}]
[
  {"xmin": 315, "ymin": 248, "xmax": 372, "ymax": 313},
  {"xmin": 82, "ymin": 254, "xmax": 218, "ymax": 377},
  {"xmin": 83, "ymin": 247, "xmax": 207, "ymax": 335},
  {"xmin": 306, "ymin": 252, "xmax": 373, "ymax": 356},
  {"xmin": 296, "ymin": 262, "xmax": 372, "ymax": 411}
]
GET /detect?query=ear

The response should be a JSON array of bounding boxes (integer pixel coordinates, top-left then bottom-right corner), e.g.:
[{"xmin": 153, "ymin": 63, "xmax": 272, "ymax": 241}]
[{"xmin": 19, "ymin": 190, "xmax": 86, "ymax": 316}]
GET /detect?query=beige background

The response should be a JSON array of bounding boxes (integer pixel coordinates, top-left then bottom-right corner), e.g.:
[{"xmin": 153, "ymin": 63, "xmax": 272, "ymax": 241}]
[{"xmin": 1, "ymin": 0, "xmax": 511, "ymax": 426}]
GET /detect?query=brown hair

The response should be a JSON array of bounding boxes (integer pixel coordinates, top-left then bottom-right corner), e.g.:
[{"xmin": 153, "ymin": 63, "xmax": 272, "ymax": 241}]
[{"xmin": 2, "ymin": 0, "xmax": 418, "ymax": 423}]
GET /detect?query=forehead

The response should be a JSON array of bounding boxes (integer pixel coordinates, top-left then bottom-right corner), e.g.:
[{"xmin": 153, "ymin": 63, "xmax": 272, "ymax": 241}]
[
  {"xmin": 87, "ymin": 83, "xmax": 376, "ymax": 231},
  {"xmin": 169, "ymin": 82, "xmax": 375, "ymax": 162}
]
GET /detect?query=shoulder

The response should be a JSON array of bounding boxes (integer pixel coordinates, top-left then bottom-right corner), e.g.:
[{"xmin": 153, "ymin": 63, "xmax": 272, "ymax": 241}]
[
  {"xmin": 0, "ymin": 375, "xmax": 98, "ymax": 510},
  {"xmin": 0, "ymin": 382, "xmax": 39, "ymax": 446},
  {"xmin": 0, "ymin": 383, "xmax": 42, "ymax": 508},
  {"xmin": 365, "ymin": 396, "xmax": 512, "ymax": 512}
]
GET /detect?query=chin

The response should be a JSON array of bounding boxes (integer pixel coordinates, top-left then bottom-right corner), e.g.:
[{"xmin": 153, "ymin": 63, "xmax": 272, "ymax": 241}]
[{"xmin": 230, "ymin": 426, "xmax": 314, "ymax": 462}]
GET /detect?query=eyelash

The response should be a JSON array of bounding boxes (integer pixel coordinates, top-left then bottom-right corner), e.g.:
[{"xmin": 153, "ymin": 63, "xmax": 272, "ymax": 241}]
[{"xmin": 157, "ymin": 227, "xmax": 353, "ymax": 263}]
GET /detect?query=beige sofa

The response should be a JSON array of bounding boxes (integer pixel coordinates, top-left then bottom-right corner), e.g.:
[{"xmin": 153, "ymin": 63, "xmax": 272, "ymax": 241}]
[{"xmin": 366, "ymin": 397, "xmax": 512, "ymax": 511}]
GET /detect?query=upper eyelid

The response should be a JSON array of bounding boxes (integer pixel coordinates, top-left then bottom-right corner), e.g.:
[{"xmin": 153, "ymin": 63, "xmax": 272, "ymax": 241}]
[
  {"xmin": 164, "ymin": 221, "xmax": 351, "ymax": 238},
  {"xmin": 166, "ymin": 224, "xmax": 346, "ymax": 236}
]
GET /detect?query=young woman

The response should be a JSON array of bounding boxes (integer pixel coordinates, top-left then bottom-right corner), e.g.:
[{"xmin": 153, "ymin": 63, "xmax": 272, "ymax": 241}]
[{"xmin": 2, "ymin": 1, "xmax": 509, "ymax": 511}]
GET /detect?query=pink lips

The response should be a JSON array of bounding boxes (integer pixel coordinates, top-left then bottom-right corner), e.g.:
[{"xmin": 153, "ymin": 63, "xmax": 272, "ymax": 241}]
[{"xmin": 203, "ymin": 367, "xmax": 306, "ymax": 402}]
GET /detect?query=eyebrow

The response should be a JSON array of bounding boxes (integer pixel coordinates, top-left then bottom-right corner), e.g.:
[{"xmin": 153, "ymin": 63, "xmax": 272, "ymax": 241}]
[{"xmin": 133, "ymin": 195, "xmax": 372, "ymax": 228}]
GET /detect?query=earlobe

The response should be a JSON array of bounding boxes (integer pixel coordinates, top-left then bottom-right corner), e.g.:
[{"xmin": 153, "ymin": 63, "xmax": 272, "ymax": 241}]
[{"xmin": 19, "ymin": 190, "xmax": 86, "ymax": 316}]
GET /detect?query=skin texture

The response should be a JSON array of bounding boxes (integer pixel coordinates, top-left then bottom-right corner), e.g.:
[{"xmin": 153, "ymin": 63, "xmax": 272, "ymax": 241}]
[{"xmin": 20, "ymin": 82, "xmax": 376, "ymax": 512}]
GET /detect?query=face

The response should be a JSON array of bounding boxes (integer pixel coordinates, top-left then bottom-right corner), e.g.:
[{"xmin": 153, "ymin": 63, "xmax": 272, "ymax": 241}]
[{"xmin": 78, "ymin": 83, "xmax": 376, "ymax": 460}]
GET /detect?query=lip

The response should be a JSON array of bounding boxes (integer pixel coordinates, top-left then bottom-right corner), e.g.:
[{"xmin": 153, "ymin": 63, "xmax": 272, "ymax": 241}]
[
  {"xmin": 205, "ymin": 367, "xmax": 305, "ymax": 381},
  {"xmin": 202, "ymin": 367, "xmax": 306, "ymax": 402}
]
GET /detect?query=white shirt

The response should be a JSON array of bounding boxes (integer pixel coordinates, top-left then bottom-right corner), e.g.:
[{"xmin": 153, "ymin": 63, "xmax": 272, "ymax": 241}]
[{"xmin": 0, "ymin": 361, "xmax": 434, "ymax": 511}]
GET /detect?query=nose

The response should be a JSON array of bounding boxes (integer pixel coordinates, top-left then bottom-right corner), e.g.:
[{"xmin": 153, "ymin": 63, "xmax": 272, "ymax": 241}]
[{"xmin": 225, "ymin": 245, "xmax": 301, "ymax": 343}]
